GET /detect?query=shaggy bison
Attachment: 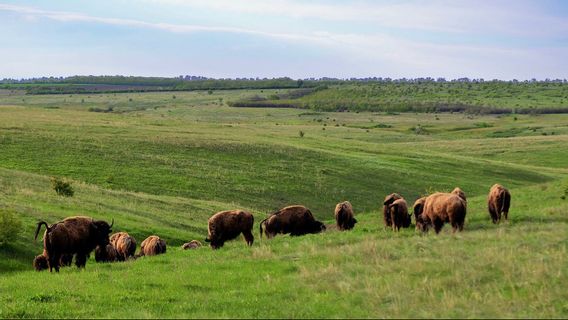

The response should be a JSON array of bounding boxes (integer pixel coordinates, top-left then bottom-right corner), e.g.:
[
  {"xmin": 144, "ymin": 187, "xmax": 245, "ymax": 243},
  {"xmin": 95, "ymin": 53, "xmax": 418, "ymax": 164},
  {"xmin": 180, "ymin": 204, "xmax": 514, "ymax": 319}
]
[
  {"xmin": 182, "ymin": 240, "xmax": 202, "ymax": 250},
  {"xmin": 34, "ymin": 216, "xmax": 113, "ymax": 272},
  {"xmin": 205, "ymin": 210, "xmax": 254, "ymax": 249},
  {"xmin": 488, "ymin": 184, "xmax": 511, "ymax": 223},
  {"xmin": 95, "ymin": 244, "xmax": 118, "ymax": 263},
  {"xmin": 33, "ymin": 251, "xmax": 72, "ymax": 271},
  {"xmin": 139, "ymin": 235, "xmax": 166, "ymax": 256},
  {"xmin": 387, "ymin": 198, "xmax": 411, "ymax": 231},
  {"xmin": 383, "ymin": 193, "xmax": 402, "ymax": 227},
  {"xmin": 415, "ymin": 192, "xmax": 467, "ymax": 234},
  {"xmin": 110, "ymin": 232, "xmax": 137, "ymax": 261},
  {"xmin": 334, "ymin": 201, "xmax": 357, "ymax": 231},
  {"xmin": 413, "ymin": 197, "xmax": 427, "ymax": 227},
  {"xmin": 260, "ymin": 205, "xmax": 326, "ymax": 239}
]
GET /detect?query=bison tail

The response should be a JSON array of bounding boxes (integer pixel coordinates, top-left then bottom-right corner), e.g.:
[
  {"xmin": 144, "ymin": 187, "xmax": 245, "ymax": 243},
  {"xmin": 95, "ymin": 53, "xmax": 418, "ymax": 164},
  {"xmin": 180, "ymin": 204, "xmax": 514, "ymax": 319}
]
[{"xmin": 34, "ymin": 221, "xmax": 50, "ymax": 242}]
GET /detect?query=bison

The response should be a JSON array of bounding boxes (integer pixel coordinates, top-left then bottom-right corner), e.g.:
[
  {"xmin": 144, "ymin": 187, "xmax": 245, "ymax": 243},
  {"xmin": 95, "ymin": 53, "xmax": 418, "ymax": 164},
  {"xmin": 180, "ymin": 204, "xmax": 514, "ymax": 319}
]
[
  {"xmin": 139, "ymin": 235, "xmax": 167, "ymax": 256},
  {"xmin": 383, "ymin": 193, "xmax": 402, "ymax": 228},
  {"xmin": 34, "ymin": 216, "xmax": 113, "ymax": 272},
  {"xmin": 334, "ymin": 201, "xmax": 357, "ymax": 231},
  {"xmin": 182, "ymin": 240, "xmax": 202, "ymax": 250},
  {"xmin": 205, "ymin": 210, "xmax": 254, "ymax": 249},
  {"xmin": 488, "ymin": 184, "xmax": 511, "ymax": 224},
  {"xmin": 388, "ymin": 198, "xmax": 411, "ymax": 231},
  {"xmin": 95, "ymin": 244, "xmax": 118, "ymax": 263},
  {"xmin": 415, "ymin": 192, "xmax": 466, "ymax": 234},
  {"xmin": 260, "ymin": 205, "xmax": 326, "ymax": 239},
  {"xmin": 33, "ymin": 251, "xmax": 73, "ymax": 271},
  {"xmin": 110, "ymin": 232, "xmax": 137, "ymax": 261},
  {"xmin": 413, "ymin": 197, "xmax": 427, "ymax": 229}
]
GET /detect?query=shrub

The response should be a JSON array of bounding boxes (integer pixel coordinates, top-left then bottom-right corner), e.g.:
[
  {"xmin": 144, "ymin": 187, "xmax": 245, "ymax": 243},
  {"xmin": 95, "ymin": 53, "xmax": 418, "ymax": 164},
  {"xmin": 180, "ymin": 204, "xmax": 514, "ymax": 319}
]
[
  {"xmin": 0, "ymin": 209, "xmax": 22, "ymax": 246},
  {"xmin": 299, "ymin": 130, "xmax": 305, "ymax": 138},
  {"xmin": 50, "ymin": 177, "xmax": 74, "ymax": 197}
]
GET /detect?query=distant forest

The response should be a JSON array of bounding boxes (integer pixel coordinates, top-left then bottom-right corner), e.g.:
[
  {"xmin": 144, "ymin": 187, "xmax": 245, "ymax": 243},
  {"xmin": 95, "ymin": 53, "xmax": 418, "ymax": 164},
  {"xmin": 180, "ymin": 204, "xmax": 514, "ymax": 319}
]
[{"xmin": 1, "ymin": 75, "xmax": 567, "ymax": 95}]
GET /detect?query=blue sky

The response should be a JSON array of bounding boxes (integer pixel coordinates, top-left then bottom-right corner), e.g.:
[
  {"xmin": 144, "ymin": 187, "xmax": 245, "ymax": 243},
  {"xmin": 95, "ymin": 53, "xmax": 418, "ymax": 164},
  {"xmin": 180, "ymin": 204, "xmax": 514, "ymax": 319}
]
[{"xmin": 1, "ymin": 0, "xmax": 567, "ymax": 80}]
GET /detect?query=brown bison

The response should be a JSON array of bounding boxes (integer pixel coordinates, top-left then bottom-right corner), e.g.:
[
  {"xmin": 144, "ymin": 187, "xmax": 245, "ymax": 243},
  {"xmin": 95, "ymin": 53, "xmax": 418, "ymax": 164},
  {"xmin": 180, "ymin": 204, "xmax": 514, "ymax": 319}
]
[
  {"xmin": 415, "ymin": 193, "xmax": 467, "ymax": 234},
  {"xmin": 34, "ymin": 216, "xmax": 113, "ymax": 272},
  {"xmin": 182, "ymin": 240, "xmax": 202, "ymax": 250},
  {"xmin": 388, "ymin": 198, "xmax": 411, "ymax": 231},
  {"xmin": 95, "ymin": 244, "xmax": 118, "ymax": 263},
  {"xmin": 451, "ymin": 187, "xmax": 467, "ymax": 201},
  {"xmin": 260, "ymin": 205, "xmax": 326, "ymax": 239},
  {"xmin": 110, "ymin": 232, "xmax": 137, "ymax": 261},
  {"xmin": 33, "ymin": 251, "xmax": 73, "ymax": 271},
  {"xmin": 413, "ymin": 197, "xmax": 427, "ymax": 228},
  {"xmin": 139, "ymin": 235, "xmax": 167, "ymax": 256},
  {"xmin": 205, "ymin": 210, "xmax": 254, "ymax": 249},
  {"xmin": 488, "ymin": 184, "xmax": 511, "ymax": 224},
  {"xmin": 383, "ymin": 193, "xmax": 402, "ymax": 227},
  {"xmin": 334, "ymin": 201, "xmax": 357, "ymax": 231}
]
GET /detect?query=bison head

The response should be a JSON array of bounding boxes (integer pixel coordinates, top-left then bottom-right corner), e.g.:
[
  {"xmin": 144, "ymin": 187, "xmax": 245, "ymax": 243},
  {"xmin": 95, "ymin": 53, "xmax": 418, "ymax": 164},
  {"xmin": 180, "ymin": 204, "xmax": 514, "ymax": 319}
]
[
  {"xmin": 92, "ymin": 219, "xmax": 113, "ymax": 246},
  {"xmin": 310, "ymin": 220, "xmax": 326, "ymax": 234},
  {"xmin": 33, "ymin": 254, "xmax": 49, "ymax": 271}
]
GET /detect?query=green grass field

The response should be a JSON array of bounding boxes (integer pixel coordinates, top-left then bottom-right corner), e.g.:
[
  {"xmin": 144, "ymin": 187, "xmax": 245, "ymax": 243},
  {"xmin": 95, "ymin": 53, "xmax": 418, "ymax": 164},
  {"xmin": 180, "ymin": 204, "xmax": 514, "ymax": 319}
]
[{"xmin": 0, "ymin": 90, "xmax": 567, "ymax": 318}]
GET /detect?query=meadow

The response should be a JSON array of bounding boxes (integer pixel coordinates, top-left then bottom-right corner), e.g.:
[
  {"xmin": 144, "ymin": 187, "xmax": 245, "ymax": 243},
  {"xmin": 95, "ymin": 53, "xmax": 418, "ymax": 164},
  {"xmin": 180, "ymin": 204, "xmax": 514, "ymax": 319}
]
[{"xmin": 0, "ymin": 89, "xmax": 567, "ymax": 318}]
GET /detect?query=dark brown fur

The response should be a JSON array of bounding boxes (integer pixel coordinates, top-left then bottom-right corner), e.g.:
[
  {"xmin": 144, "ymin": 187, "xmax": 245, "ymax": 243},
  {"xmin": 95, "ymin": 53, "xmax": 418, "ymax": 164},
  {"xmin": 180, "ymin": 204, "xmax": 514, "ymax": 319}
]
[
  {"xmin": 139, "ymin": 235, "xmax": 167, "ymax": 256},
  {"xmin": 416, "ymin": 193, "xmax": 467, "ymax": 234},
  {"xmin": 34, "ymin": 216, "xmax": 113, "ymax": 272},
  {"xmin": 205, "ymin": 210, "xmax": 254, "ymax": 249},
  {"xmin": 334, "ymin": 201, "xmax": 357, "ymax": 231},
  {"xmin": 110, "ymin": 232, "xmax": 137, "ymax": 261},
  {"xmin": 95, "ymin": 244, "xmax": 118, "ymax": 263},
  {"xmin": 487, "ymin": 184, "xmax": 511, "ymax": 224},
  {"xmin": 389, "ymin": 198, "xmax": 410, "ymax": 231},
  {"xmin": 33, "ymin": 250, "xmax": 73, "ymax": 272},
  {"xmin": 413, "ymin": 197, "xmax": 427, "ymax": 231},
  {"xmin": 182, "ymin": 240, "xmax": 202, "ymax": 250},
  {"xmin": 260, "ymin": 205, "xmax": 326, "ymax": 239},
  {"xmin": 383, "ymin": 193, "xmax": 402, "ymax": 228}
]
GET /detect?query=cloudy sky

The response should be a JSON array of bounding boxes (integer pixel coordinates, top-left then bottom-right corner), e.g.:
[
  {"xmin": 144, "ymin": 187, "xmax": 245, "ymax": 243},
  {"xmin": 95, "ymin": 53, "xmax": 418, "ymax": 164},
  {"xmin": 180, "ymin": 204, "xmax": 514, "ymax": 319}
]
[{"xmin": 1, "ymin": 0, "xmax": 567, "ymax": 80}]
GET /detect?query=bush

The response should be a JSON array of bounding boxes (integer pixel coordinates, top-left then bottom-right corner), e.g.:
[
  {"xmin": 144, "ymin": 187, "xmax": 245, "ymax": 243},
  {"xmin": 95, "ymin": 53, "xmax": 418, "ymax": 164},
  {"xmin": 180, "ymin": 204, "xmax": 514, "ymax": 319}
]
[
  {"xmin": 51, "ymin": 177, "xmax": 74, "ymax": 197},
  {"xmin": 299, "ymin": 130, "xmax": 305, "ymax": 138},
  {"xmin": 0, "ymin": 209, "xmax": 22, "ymax": 246}
]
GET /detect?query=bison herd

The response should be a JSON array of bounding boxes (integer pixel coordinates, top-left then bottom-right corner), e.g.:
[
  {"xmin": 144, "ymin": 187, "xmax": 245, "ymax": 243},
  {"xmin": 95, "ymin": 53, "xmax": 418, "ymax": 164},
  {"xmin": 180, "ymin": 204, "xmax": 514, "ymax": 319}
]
[{"xmin": 32, "ymin": 183, "xmax": 511, "ymax": 272}]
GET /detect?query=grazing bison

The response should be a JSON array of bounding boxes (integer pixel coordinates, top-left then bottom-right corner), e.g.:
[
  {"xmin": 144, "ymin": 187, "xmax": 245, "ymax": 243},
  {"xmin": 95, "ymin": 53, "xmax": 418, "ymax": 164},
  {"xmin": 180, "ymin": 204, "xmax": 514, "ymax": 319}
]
[
  {"xmin": 488, "ymin": 184, "xmax": 511, "ymax": 224},
  {"xmin": 413, "ymin": 197, "xmax": 427, "ymax": 229},
  {"xmin": 383, "ymin": 193, "xmax": 402, "ymax": 228},
  {"xmin": 139, "ymin": 235, "xmax": 167, "ymax": 256},
  {"xmin": 334, "ymin": 201, "xmax": 357, "ymax": 231},
  {"xmin": 388, "ymin": 198, "xmax": 411, "ymax": 231},
  {"xmin": 110, "ymin": 232, "xmax": 137, "ymax": 261},
  {"xmin": 205, "ymin": 210, "xmax": 254, "ymax": 249},
  {"xmin": 33, "ymin": 251, "xmax": 73, "ymax": 271},
  {"xmin": 260, "ymin": 205, "xmax": 326, "ymax": 239},
  {"xmin": 451, "ymin": 187, "xmax": 467, "ymax": 202},
  {"xmin": 415, "ymin": 193, "xmax": 467, "ymax": 234},
  {"xmin": 95, "ymin": 244, "xmax": 118, "ymax": 263},
  {"xmin": 34, "ymin": 216, "xmax": 113, "ymax": 272},
  {"xmin": 182, "ymin": 240, "xmax": 202, "ymax": 250}
]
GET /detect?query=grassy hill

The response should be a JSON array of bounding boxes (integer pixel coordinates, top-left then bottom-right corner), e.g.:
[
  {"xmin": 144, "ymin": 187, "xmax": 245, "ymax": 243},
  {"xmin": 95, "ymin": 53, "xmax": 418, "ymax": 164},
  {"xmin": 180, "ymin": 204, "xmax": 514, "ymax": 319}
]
[{"xmin": 0, "ymin": 91, "xmax": 567, "ymax": 317}]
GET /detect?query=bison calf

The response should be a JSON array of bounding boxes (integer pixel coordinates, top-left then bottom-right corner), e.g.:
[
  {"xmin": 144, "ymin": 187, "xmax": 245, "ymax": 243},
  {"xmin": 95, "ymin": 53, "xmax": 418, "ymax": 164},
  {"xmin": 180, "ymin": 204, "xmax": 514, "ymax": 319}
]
[
  {"xmin": 139, "ymin": 235, "xmax": 167, "ymax": 256},
  {"xmin": 110, "ymin": 232, "xmax": 137, "ymax": 261},
  {"xmin": 415, "ymin": 192, "xmax": 466, "ymax": 234},
  {"xmin": 488, "ymin": 184, "xmax": 511, "ymax": 224},
  {"xmin": 334, "ymin": 201, "xmax": 357, "ymax": 231},
  {"xmin": 205, "ymin": 210, "xmax": 254, "ymax": 249},
  {"xmin": 33, "ymin": 251, "xmax": 72, "ymax": 271},
  {"xmin": 182, "ymin": 240, "xmax": 202, "ymax": 250},
  {"xmin": 260, "ymin": 205, "xmax": 326, "ymax": 239},
  {"xmin": 95, "ymin": 244, "xmax": 118, "ymax": 263}
]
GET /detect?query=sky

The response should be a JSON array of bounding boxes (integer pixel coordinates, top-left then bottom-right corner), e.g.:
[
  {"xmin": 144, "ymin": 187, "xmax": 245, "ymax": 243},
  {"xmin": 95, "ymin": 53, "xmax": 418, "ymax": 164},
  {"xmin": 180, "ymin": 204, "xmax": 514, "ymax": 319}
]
[{"xmin": 1, "ymin": 0, "xmax": 567, "ymax": 80}]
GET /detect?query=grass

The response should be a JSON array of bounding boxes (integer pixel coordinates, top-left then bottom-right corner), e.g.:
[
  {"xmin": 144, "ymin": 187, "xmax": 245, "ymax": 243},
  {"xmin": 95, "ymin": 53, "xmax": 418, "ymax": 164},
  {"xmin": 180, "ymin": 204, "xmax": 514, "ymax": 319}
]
[{"xmin": 0, "ymin": 90, "xmax": 567, "ymax": 318}]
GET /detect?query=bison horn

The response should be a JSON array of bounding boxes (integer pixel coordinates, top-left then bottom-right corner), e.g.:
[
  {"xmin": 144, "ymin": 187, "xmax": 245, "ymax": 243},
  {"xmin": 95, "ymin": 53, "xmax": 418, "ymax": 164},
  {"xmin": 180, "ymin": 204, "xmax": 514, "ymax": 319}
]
[{"xmin": 110, "ymin": 218, "xmax": 114, "ymax": 228}]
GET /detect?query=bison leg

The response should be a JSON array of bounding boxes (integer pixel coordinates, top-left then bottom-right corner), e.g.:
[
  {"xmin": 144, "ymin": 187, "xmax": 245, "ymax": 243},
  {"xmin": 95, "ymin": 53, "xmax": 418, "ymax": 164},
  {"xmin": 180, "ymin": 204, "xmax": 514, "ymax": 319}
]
[
  {"xmin": 243, "ymin": 231, "xmax": 254, "ymax": 247},
  {"xmin": 49, "ymin": 254, "xmax": 61, "ymax": 273},
  {"xmin": 433, "ymin": 218, "xmax": 444, "ymax": 234},
  {"xmin": 75, "ymin": 253, "xmax": 88, "ymax": 268}
]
